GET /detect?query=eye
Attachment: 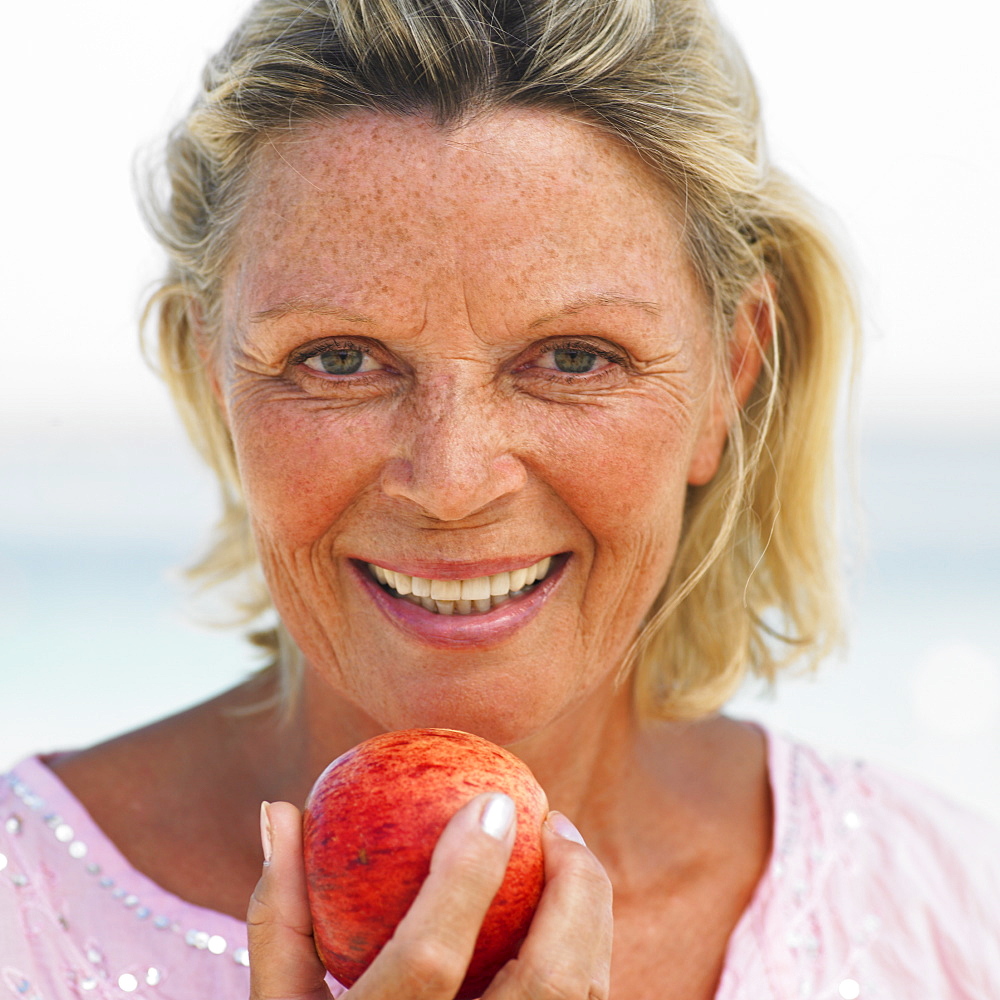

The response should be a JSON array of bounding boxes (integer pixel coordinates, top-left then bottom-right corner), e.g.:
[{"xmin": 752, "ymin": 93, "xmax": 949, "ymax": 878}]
[
  {"xmin": 531, "ymin": 340, "xmax": 624, "ymax": 376},
  {"xmin": 547, "ymin": 347, "xmax": 601, "ymax": 373},
  {"xmin": 298, "ymin": 344, "xmax": 384, "ymax": 376}
]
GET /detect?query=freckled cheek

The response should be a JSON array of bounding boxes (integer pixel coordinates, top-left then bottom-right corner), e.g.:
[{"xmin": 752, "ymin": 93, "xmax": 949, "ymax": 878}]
[
  {"xmin": 538, "ymin": 413, "xmax": 693, "ymax": 546},
  {"xmin": 230, "ymin": 405, "xmax": 387, "ymax": 546}
]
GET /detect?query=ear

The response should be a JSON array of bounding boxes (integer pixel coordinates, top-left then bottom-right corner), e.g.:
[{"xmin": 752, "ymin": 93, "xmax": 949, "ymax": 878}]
[{"xmin": 687, "ymin": 275, "xmax": 775, "ymax": 487}]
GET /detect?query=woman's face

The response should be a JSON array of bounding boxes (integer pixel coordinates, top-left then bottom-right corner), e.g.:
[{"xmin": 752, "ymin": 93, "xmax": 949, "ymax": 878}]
[{"xmin": 214, "ymin": 109, "xmax": 728, "ymax": 743}]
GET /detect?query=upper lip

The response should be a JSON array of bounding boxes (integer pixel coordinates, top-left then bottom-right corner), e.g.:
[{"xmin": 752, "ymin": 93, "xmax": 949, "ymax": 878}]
[{"xmin": 351, "ymin": 553, "xmax": 564, "ymax": 580}]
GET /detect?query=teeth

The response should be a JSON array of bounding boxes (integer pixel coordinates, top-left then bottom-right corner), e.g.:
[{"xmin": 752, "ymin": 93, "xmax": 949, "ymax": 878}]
[
  {"xmin": 429, "ymin": 579, "xmax": 462, "ymax": 602},
  {"xmin": 368, "ymin": 556, "xmax": 556, "ymax": 615},
  {"xmin": 460, "ymin": 576, "xmax": 491, "ymax": 601}
]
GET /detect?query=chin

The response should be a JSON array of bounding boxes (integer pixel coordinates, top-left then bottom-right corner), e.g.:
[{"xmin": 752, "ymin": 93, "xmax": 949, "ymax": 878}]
[{"xmin": 337, "ymin": 670, "xmax": 578, "ymax": 749}]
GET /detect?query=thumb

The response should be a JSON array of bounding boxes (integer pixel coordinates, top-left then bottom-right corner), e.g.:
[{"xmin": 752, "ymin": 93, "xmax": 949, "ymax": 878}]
[{"xmin": 248, "ymin": 801, "xmax": 334, "ymax": 1000}]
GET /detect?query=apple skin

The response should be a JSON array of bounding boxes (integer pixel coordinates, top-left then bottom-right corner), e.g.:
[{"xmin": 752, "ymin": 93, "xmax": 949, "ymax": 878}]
[{"xmin": 303, "ymin": 728, "xmax": 548, "ymax": 998}]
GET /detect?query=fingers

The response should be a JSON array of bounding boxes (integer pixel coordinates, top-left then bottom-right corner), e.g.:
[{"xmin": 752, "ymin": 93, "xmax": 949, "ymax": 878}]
[
  {"xmin": 248, "ymin": 801, "xmax": 334, "ymax": 1000},
  {"xmin": 348, "ymin": 791, "xmax": 517, "ymax": 999},
  {"xmin": 247, "ymin": 797, "xmax": 612, "ymax": 1000},
  {"xmin": 482, "ymin": 812, "xmax": 613, "ymax": 1000}
]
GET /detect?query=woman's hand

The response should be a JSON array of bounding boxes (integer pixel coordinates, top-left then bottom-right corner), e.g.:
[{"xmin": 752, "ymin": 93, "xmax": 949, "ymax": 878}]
[{"xmin": 248, "ymin": 795, "xmax": 613, "ymax": 999}]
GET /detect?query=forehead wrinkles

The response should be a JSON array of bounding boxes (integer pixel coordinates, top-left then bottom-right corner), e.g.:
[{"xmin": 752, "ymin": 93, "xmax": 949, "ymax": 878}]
[{"xmin": 225, "ymin": 111, "xmax": 698, "ymax": 333}]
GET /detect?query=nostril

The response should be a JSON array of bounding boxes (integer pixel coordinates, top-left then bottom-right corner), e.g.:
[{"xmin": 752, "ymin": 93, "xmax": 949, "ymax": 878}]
[{"xmin": 379, "ymin": 449, "xmax": 527, "ymax": 523}]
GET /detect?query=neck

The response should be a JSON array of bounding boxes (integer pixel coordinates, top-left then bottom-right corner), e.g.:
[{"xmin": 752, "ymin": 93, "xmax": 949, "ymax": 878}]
[
  {"xmin": 270, "ymin": 658, "xmax": 641, "ymax": 807},
  {"xmin": 254, "ymin": 660, "xmax": 730, "ymax": 893}
]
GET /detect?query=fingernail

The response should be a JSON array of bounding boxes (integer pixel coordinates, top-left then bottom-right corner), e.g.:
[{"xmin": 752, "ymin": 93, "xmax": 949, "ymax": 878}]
[
  {"xmin": 480, "ymin": 793, "xmax": 516, "ymax": 840},
  {"xmin": 546, "ymin": 811, "xmax": 587, "ymax": 846},
  {"xmin": 260, "ymin": 801, "xmax": 273, "ymax": 865}
]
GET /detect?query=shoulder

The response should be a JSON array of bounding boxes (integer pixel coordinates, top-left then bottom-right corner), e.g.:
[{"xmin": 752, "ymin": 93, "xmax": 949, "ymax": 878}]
[
  {"xmin": 1, "ymin": 757, "xmax": 251, "ymax": 998},
  {"xmin": 720, "ymin": 729, "xmax": 1000, "ymax": 1000},
  {"xmin": 775, "ymin": 732, "xmax": 1000, "ymax": 895},
  {"xmin": 774, "ymin": 732, "xmax": 1000, "ymax": 996}
]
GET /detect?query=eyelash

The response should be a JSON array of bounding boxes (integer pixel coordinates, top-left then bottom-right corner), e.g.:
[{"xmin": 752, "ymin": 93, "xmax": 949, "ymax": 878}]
[
  {"xmin": 288, "ymin": 338, "xmax": 629, "ymax": 382},
  {"xmin": 526, "ymin": 339, "xmax": 629, "ymax": 381},
  {"xmin": 289, "ymin": 339, "xmax": 388, "ymax": 379}
]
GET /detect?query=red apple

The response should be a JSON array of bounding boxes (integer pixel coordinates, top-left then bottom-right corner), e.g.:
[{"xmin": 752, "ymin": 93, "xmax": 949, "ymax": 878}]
[{"xmin": 302, "ymin": 728, "xmax": 548, "ymax": 999}]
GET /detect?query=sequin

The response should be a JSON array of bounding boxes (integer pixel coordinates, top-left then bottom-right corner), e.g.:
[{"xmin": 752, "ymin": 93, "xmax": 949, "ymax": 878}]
[
  {"xmin": 843, "ymin": 811, "xmax": 862, "ymax": 831},
  {"xmin": 839, "ymin": 979, "xmax": 861, "ymax": 999},
  {"xmin": 187, "ymin": 929, "xmax": 211, "ymax": 950},
  {"xmin": 3, "ymin": 767, "xmax": 256, "ymax": 986}
]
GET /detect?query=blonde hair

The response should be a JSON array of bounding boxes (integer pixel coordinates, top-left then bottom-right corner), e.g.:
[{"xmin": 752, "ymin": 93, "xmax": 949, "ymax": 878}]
[{"xmin": 145, "ymin": 0, "xmax": 858, "ymax": 719}]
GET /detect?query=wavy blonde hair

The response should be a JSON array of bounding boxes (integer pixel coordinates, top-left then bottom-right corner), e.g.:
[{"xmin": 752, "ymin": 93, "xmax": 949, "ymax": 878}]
[{"xmin": 144, "ymin": 0, "xmax": 858, "ymax": 719}]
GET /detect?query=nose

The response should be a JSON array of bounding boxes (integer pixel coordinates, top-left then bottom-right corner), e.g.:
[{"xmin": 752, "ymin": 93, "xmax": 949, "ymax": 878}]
[{"xmin": 379, "ymin": 376, "xmax": 527, "ymax": 522}]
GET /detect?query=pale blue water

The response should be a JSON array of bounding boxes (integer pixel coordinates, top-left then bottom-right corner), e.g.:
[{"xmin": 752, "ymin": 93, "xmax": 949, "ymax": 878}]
[{"xmin": 2, "ymin": 428, "xmax": 998, "ymax": 820}]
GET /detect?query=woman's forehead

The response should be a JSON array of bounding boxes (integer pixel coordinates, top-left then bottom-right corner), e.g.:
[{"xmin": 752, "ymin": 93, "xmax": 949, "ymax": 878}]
[
  {"xmin": 227, "ymin": 108, "xmax": 705, "ymax": 334},
  {"xmin": 248, "ymin": 108, "xmax": 668, "ymax": 200},
  {"xmin": 239, "ymin": 109, "xmax": 682, "ymax": 244}
]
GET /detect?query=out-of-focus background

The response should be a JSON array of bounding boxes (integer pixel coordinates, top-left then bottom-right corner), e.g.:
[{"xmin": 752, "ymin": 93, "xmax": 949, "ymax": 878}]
[{"xmin": 2, "ymin": 1, "xmax": 998, "ymax": 819}]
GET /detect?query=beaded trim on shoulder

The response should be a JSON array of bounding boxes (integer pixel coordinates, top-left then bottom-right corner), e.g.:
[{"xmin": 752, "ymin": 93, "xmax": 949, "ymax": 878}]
[{"xmin": 1, "ymin": 768, "xmax": 251, "ymax": 992}]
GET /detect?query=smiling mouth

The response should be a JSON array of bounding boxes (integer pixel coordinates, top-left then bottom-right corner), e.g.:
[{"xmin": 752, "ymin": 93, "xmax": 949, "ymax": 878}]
[{"xmin": 366, "ymin": 556, "xmax": 556, "ymax": 615}]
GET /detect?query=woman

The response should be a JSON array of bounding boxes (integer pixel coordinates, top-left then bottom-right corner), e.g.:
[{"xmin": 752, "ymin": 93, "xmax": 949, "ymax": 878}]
[{"xmin": 2, "ymin": 1, "xmax": 997, "ymax": 997}]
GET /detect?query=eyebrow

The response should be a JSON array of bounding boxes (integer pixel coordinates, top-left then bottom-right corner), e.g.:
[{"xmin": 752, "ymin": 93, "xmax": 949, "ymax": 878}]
[
  {"xmin": 250, "ymin": 301, "xmax": 374, "ymax": 324},
  {"xmin": 528, "ymin": 294, "xmax": 662, "ymax": 328},
  {"xmin": 250, "ymin": 292, "xmax": 661, "ymax": 328}
]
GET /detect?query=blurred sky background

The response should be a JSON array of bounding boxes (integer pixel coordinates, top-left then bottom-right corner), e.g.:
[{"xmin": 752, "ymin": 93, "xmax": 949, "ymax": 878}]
[{"xmin": 1, "ymin": 1, "xmax": 998, "ymax": 819}]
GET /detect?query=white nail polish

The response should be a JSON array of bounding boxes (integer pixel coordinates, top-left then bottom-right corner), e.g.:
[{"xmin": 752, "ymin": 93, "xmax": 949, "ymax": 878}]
[
  {"xmin": 480, "ymin": 794, "xmax": 516, "ymax": 840},
  {"xmin": 546, "ymin": 811, "xmax": 587, "ymax": 846},
  {"xmin": 260, "ymin": 801, "xmax": 273, "ymax": 865}
]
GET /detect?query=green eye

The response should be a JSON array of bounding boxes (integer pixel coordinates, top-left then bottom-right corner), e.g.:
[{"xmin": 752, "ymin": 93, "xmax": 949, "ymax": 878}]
[
  {"xmin": 306, "ymin": 348, "xmax": 366, "ymax": 375},
  {"xmin": 552, "ymin": 348, "xmax": 599, "ymax": 373}
]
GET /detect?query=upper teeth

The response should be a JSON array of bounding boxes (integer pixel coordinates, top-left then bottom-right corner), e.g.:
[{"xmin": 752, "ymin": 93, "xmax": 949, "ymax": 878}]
[{"xmin": 368, "ymin": 556, "xmax": 553, "ymax": 605}]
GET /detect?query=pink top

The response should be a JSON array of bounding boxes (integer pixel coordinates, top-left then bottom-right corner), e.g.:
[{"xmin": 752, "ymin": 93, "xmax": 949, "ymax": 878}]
[{"xmin": 2, "ymin": 730, "xmax": 998, "ymax": 999}]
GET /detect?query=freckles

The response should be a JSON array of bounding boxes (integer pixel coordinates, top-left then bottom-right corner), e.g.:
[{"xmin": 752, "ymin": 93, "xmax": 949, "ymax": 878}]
[{"xmin": 234, "ymin": 404, "xmax": 387, "ymax": 544}]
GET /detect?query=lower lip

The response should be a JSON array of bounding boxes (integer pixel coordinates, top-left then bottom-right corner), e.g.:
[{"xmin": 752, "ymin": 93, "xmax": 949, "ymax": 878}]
[{"xmin": 352, "ymin": 558, "xmax": 566, "ymax": 649}]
